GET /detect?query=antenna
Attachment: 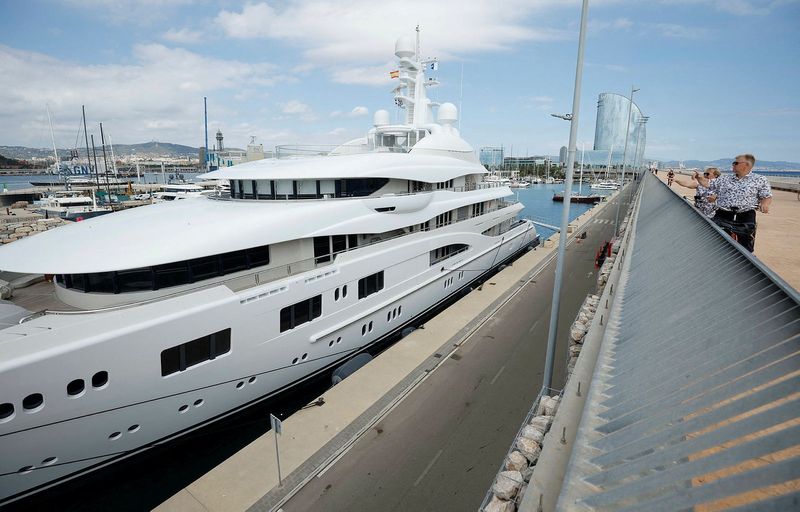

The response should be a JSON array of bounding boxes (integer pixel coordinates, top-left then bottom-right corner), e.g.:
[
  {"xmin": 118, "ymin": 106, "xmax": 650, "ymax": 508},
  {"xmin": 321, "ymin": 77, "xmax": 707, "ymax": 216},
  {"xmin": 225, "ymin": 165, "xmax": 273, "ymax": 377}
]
[{"xmin": 415, "ymin": 25, "xmax": 420, "ymax": 60}]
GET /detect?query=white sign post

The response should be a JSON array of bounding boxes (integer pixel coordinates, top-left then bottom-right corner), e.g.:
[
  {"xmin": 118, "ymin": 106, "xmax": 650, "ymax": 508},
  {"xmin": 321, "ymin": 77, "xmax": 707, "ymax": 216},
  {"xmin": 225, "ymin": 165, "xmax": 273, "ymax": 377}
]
[{"xmin": 270, "ymin": 414, "xmax": 283, "ymax": 486}]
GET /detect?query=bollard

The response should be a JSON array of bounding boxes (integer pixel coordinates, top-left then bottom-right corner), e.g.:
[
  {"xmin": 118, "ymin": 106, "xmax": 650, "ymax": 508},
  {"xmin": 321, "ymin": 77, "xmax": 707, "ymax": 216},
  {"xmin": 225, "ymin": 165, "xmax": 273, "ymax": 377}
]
[
  {"xmin": 600, "ymin": 315, "xmax": 603, "ymax": 326},
  {"xmin": 577, "ymin": 381, "xmax": 582, "ymax": 397},
  {"xmin": 560, "ymin": 427, "xmax": 567, "ymax": 444}
]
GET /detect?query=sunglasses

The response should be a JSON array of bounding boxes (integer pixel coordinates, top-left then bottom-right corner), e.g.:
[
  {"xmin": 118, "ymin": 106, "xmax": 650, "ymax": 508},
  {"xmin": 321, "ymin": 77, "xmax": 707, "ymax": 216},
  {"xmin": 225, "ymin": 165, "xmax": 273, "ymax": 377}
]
[
  {"xmin": 703, "ymin": 173, "xmax": 710, "ymax": 177},
  {"xmin": 732, "ymin": 161, "xmax": 747, "ymax": 166}
]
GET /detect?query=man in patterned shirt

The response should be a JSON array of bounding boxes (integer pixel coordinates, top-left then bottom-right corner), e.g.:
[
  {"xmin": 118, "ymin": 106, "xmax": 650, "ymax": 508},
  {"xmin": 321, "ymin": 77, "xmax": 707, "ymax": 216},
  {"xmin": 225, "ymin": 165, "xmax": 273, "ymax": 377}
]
[{"xmin": 694, "ymin": 154, "xmax": 772, "ymax": 252}]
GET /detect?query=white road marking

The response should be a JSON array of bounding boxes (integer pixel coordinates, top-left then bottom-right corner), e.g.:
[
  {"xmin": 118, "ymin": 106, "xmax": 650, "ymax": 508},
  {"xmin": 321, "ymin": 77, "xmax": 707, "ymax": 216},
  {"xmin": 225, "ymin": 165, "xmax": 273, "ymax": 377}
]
[
  {"xmin": 490, "ymin": 365, "xmax": 506, "ymax": 385},
  {"xmin": 414, "ymin": 449, "xmax": 444, "ymax": 487}
]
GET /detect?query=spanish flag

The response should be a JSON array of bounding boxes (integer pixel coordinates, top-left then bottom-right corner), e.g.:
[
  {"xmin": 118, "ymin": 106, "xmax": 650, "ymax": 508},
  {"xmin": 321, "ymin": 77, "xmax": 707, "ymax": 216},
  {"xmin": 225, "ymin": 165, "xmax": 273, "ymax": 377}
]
[{"xmin": 389, "ymin": 70, "xmax": 399, "ymax": 79}]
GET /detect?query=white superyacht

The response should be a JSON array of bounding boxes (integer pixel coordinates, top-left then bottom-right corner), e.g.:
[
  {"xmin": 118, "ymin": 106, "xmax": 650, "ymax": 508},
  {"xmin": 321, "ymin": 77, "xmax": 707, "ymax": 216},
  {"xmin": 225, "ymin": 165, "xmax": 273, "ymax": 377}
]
[{"xmin": 0, "ymin": 37, "xmax": 538, "ymax": 504}]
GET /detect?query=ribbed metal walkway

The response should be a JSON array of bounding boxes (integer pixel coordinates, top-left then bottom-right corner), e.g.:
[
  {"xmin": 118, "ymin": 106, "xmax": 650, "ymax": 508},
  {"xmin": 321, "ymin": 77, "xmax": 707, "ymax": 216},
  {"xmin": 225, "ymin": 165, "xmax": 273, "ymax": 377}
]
[{"xmin": 542, "ymin": 173, "xmax": 800, "ymax": 511}]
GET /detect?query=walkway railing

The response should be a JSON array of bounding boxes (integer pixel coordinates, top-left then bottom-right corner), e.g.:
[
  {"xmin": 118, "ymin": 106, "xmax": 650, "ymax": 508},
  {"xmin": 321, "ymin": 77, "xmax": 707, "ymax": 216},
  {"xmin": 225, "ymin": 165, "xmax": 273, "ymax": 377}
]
[{"xmin": 522, "ymin": 172, "xmax": 800, "ymax": 511}]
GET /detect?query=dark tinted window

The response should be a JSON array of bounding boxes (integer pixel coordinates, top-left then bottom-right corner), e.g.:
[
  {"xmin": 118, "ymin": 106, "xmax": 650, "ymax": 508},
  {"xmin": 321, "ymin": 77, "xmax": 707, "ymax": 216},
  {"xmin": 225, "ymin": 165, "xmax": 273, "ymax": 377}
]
[
  {"xmin": 358, "ymin": 271, "xmax": 385, "ymax": 299},
  {"xmin": 247, "ymin": 246, "xmax": 270, "ymax": 267},
  {"xmin": 220, "ymin": 250, "xmax": 248, "ymax": 273},
  {"xmin": 87, "ymin": 272, "xmax": 116, "ymax": 293},
  {"xmin": 332, "ymin": 235, "xmax": 347, "ymax": 255},
  {"xmin": 314, "ymin": 236, "xmax": 331, "ymax": 263},
  {"xmin": 279, "ymin": 295, "xmax": 322, "ymax": 332},
  {"xmin": 117, "ymin": 268, "xmax": 154, "ymax": 292},
  {"xmin": 161, "ymin": 328, "xmax": 231, "ymax": 377},
  {"xmin": 189, "ymin": 256, "xmax": 220, "ymax": 281},
  {"xmin": 154, "ymin": 261, "xmax": 190, "ymax": 289}
]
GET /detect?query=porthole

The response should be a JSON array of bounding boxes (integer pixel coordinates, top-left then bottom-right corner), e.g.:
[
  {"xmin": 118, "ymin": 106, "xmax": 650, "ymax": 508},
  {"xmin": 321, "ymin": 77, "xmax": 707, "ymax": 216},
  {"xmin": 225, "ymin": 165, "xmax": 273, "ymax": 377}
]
[
  {"xmin": 128, "ymin": 424, "xmax": 140, "ymax": 433},
  {"xmin": 398, "ymin": 306, "xmax": 402, "ymax": 315},
  {"xmin": 109, "ymin": 432, "xmax": 121, "ymax": 440},
  {"xmin": 23, "ymin": 393, "xmax": 44, "ymax": 412},
  {"xmin": 336, "ymin": 336, "xmax": 341, "ymax": 344},
  {"xmin": 236, "ymin": 381, "xmax": 245, "ymax": 389},
  {"xmin": 194, "ymin": 399, "xmax": 204, "ymax": 407},
  {"xmin": 0, "ymin": 402, "xmax": 14, "ymax": 422},
  {"xmin": 18, "ymin": 466, "xmax": 34, "ymax": 474},
  {"xmin": 329, "ymin": 340, "xmax": 334, "ymax": 347},
  {"xmin": 178, "ymin": 404, "xmax": 189, "ymax": 413},
  {"xmin": 248, "ymin": 376, "xmax": 257, "ymax": 384},
  {"xmin": 368, "ymin": 321, "xmax": 373, "ymax": 332},
  {"xmin": 342, "ymin": 285, "xmax": 348, "ymax": 297},
  {"xmin": 67, "ymin": 379, "xmax": 85, "ymax": 397},
  {"xmin": 292, "ymin": 357, "xmax": 299, "ymax": 365},
  {"xmin": 334, "ymin": 288, "xmax": 340, "ymax": 301},
  {"xmin": 362, "ymin": 325, "xmax": 366, "ymax": 336},
  {"xmin": 41, "ymin": 457, "xmax": 57, "ymax": 466},
  {"xmin": 301, "ymin": 353, "xmax": 308, "ymax": 361},
  {"xmin": 92, "ymin": 371, "xmax": 109, "ymax": 389},
  {"xmin": 387, "ymin": 312, "xmax": 391, "ymax": 322}
]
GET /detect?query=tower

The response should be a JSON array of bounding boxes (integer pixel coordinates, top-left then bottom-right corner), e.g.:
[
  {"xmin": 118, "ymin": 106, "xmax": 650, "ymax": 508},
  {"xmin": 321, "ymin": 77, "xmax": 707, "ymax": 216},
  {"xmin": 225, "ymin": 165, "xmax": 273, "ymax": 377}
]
[{"xmin": 216, "ymin": 129, "xmax": 224, "ymax": 152}]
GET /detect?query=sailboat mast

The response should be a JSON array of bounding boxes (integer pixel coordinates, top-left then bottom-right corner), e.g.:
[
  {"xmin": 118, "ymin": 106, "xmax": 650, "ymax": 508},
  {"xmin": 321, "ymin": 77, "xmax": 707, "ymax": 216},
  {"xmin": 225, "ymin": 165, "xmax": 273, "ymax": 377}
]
[
  {"xmin": 45, "ymin": 105, "xmax": 65, "ymax": 189},
  {"xmin": 91, "ymin": 134, "xmax": 101, "ymax": 202},
  {"xmin": 99, "ymin": 123, "xmax": 112, "ymax": 195},
  {"xmin": 82, "ymin": 106, "xmax": 97, "ymax": 185}
]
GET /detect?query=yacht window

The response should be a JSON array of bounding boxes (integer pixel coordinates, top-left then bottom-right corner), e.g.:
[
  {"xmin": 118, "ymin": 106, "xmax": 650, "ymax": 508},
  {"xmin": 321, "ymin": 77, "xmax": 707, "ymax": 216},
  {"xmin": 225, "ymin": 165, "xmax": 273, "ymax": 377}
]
[
  {"xmin": 297, "ymin": 180, "xmax": 317, "ymax": 199},
  {"xmin": 320, "ymin": 180, "xmax": 335, "ymax": 196},
  {"xmin": 161, "ymin": 328, "xmax": 232, "ymax": 377},
  {"xmin": 247, "ymin": 245, "xmax": 271, "ymax": 267},
  {"xmin": 276, "ymin": 180, "xmax": 293, "ymax": 198},
  {"xmin": 332, "ymin": 235, "xmax": 347, "ymax": 255},
  {"xmin": 430, "ymin": 244, "xmax": 469, "ymax": 265},
  {"xmin": 220, "ymin": 250, "xmax": 248, "ymax": 274},
  {"xmin": 117, "ymin": 268, "xmax": 154, "ymax": 292},
  {"xmin": 358, "ymin": 271, "xmax": 384, "ymax": 299},
  {"xmin": 154, "ymin": 261, "xmax": 191, "ymax": 290},
  {"xmin": 243, "ymin": 180, "xmax": 255, "ymax": 200},
  {"xmin": 280, "ymin": 295, "xmax": 322, "ymax": 333},
  {"xmin": 87, "ymin": 272, "xmax": 116, "ymax": 294},
  {"xmin": 340, "ymin": 178, "xmax": 389, "ymax": 197},
  {"xmin": 189, "ymin": 255, "xmax": 221, "ymax": 281},
  {"xmin": 257, "ymin": 180, "xmax": 273, "ymax": 200},
  {"xmin": 70, "ymin": 273, "xmax": 88, "ymax": 292},
  {"xmin": 314, "ymin": 236, "xmax": 332, "ymax": 264}
]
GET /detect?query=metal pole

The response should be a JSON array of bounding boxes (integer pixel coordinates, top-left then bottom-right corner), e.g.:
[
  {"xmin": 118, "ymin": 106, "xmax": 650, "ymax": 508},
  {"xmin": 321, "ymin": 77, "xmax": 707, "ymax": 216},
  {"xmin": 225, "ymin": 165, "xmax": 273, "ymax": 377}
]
[
  {"xmin": 614, "ymin": 85, "xmax": 638, "ymax": 235},
  {"xmin": 542, "ymin": 0, "xmax": 589, "ymax": 393},
  {"xmin": 204, "ymin": 97, "xmax": 209, "ymax": 172},
  {"xmin": 274, "ymin": 429, "xmax": 282, "ymax": 486}
]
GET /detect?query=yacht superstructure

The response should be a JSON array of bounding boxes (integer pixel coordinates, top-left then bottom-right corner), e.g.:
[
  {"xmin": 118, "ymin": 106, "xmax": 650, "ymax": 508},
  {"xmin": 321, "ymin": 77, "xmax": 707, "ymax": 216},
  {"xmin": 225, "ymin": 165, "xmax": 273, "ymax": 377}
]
[{"xmin": 0, "ymin": 36, "xmax": 538, "ymax": 504}]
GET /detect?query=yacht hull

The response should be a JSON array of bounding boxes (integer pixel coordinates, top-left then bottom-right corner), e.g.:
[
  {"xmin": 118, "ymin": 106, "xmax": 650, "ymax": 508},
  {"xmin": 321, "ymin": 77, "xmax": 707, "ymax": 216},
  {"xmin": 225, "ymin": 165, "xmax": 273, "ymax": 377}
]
[{"xmin": 0, "ymin": 219, "xmax": 537, "ymax": 505}]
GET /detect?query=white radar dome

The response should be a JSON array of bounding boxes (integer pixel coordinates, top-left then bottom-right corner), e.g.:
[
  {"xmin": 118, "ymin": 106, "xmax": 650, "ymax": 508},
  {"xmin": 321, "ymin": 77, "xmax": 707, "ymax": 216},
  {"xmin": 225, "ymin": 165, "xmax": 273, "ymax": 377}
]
[
  {"xmin": 438, "ymin": 103, "xmax": 458, "ymax": 125},
  {"xmin": 373, "ymin": 109, "xmax": 390, "ymax": 127},
  {"xmin": 395, "ymin": 37, "xmax": 415, "ymax": 58}
]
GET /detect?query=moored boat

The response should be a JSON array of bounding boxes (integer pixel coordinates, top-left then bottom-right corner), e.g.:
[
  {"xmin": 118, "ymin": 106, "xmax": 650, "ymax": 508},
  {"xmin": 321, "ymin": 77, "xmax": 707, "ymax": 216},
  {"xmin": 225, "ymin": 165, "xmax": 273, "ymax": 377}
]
[{"xmin": 0, "ymin": 34, "xmax": 538, "ymax": 505}]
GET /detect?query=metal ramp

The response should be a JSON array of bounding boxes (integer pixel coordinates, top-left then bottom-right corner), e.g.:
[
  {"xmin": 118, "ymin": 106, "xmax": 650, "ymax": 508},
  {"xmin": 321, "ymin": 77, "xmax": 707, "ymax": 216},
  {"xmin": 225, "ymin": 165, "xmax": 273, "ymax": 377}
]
[{"xmin": 525, "ymin": 173, "xmax": 800, "ymax": 511}]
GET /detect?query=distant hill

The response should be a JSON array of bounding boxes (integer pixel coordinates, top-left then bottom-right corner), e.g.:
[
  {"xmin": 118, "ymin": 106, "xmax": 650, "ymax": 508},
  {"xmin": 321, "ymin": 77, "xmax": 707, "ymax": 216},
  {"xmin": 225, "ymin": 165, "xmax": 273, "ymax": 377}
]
[
  {"xmin": 0, "ymin": 142, "xmax": 202, "ymax": 160},
  {"xmin": 0, "ymin": 153, "xmax": 33, "ymax": 169}
]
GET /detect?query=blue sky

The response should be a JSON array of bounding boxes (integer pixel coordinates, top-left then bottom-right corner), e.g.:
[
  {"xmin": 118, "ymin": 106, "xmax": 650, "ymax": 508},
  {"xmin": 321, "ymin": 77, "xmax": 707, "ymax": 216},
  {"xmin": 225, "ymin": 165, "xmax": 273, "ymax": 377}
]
[{"xmin": 1, "ymin": 0, "xmax": 798, "ymax": 162}]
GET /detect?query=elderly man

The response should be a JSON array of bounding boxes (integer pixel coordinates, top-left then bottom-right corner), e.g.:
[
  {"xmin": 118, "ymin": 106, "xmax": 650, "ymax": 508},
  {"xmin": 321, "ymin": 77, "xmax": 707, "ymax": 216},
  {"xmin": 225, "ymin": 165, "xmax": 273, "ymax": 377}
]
[{"xmin": 694, "ymin": 154, "xmax": 772, "ymax": 252}]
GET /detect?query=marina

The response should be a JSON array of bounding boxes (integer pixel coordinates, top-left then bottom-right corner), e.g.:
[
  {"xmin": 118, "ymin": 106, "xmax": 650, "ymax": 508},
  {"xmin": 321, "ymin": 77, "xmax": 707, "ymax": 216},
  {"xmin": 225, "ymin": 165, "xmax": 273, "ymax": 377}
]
[{"xmin": 1, "ymin": 2, "xmax": 799, "ymax": 510}]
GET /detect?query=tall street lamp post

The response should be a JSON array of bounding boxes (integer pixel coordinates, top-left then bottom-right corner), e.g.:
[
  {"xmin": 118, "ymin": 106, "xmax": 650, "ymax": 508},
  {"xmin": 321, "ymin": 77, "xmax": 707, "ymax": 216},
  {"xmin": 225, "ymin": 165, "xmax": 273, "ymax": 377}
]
[{"xmin": 613, "ymin": 85, "xmax": 639, "ymax": 236}]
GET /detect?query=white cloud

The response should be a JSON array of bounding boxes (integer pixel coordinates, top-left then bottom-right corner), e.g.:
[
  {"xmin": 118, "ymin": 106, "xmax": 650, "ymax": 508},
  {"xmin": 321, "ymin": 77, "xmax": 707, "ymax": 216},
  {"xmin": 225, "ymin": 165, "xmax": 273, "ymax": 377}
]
[
  {"xmin": 162, "ymin": 28, "xmax": 203, "ymax": 44},
  {"xmin": 646, "ymin": 23, "xmax": 708, "ymax": 39},
  {"xmin": 280, "ymin": 100, "xmax": 316, "ymax": 121},
  {"xmin": 0, "ymin": 44, "xmax": 285, "ymax": 147},
  {"xmin": 329, "ymin": 127, "xmax": 347, "ymax": 135},
  {"xmin": 214, "ymin": 1, "xmax": 571, "ymax": 84},
  {"xmin": 524, "ymin": 96, "xmax": 555, "ymax": 110},
  {"xmin": 331, "ymin": 106, "xmax": 369, "ymax": 118}
]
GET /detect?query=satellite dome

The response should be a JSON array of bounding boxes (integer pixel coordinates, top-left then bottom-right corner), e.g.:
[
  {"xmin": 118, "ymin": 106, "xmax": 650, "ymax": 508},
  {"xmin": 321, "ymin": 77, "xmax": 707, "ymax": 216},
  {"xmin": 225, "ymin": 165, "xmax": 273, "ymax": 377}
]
[
  {"xmin": 395, "ymin": 37, "xmax": 415, "ymax": 58},
  {"xmin": 373, "ymin": 109, "xmax": 390, "ymax": 127},
  {"xmin": 438, "ymin": 103, "xmax": 458, "ymax": 125}
]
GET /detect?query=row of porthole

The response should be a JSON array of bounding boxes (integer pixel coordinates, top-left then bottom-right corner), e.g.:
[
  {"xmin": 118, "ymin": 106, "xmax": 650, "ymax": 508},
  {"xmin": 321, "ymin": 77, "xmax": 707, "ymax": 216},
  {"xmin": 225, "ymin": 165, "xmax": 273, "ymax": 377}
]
[
  {"xmin": 328, "ymin": 336, "xmax": 342, "ymax": 348},
  {"xmin": 235, "ymin": 376, "xmax": 258, "ymax": 389},
  {"xmin": 178, "ymin": 398, "xmax": 205, "ymax": 414},
  {"xmin": 386, "ymin": 305, "xmax": 403, "ymax": 322},
  {"xmin": 291, "ymin": 354, "xmax": 308, "ymax": 365},
  {"xmin": 109, "ymin": 423, "xmax": 141, "ymax": 440},
  {"xmin": 0, "ymin": 371, "xmax": 109, "ymax": 424},
  {"xmin": 18, "ymin": 456, "xmax": 59, "ymax": 475},
  {"xmin": 333, "ymin": 285, "xmax": 348, "ymax": 301},
  {"xmin": 443, "ymin": 276, "xmax": 455, "ymax": 288},
  {"xmin": 361, "ymin": 321, "xmax": 374, "ymax": 336}
]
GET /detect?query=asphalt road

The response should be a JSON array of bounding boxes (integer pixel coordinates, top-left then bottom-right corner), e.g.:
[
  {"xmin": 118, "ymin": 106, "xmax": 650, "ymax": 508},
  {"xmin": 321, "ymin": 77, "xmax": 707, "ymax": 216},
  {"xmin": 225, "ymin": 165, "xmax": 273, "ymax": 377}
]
[{"xmin": 282, "ymin": 195, "xmax": 629, "ymax": 512}]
